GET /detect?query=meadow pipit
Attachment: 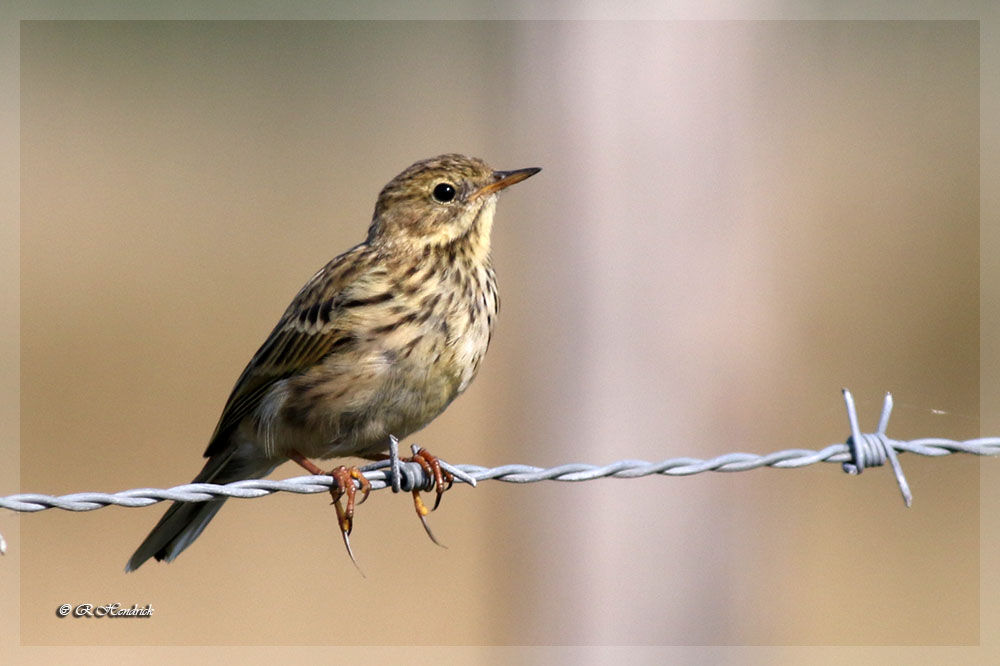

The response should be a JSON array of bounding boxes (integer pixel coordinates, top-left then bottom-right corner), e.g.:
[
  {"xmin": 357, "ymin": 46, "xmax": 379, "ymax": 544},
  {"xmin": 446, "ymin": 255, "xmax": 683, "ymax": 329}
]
[{"xmin": 126, "ymin": 154, "xmax": 540, "ymax": 571}]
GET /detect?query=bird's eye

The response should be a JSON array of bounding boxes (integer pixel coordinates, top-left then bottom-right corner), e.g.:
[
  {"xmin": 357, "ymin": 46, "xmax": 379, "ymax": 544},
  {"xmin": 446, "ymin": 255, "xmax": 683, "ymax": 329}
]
[{"xmin": 432, "ymin": 182, "xmax": 457, "ymax": 203}]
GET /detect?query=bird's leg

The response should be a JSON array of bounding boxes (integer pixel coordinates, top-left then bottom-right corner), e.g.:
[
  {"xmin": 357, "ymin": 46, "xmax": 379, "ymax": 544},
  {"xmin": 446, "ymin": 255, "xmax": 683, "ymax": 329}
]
[
  {"xmin": 288, "ymin": 449, "xmax": 325, "ymax": 476},
  {"xmin": 288, "ymin": 450, "xmax": 371, "ymax": 566}
]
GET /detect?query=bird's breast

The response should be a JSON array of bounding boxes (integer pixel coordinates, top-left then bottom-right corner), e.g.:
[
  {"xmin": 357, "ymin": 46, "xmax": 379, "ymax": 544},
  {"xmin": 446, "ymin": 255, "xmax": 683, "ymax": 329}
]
[{"xmin": 264, "ymin": 260, "xmax": 498, "ymax": 460}]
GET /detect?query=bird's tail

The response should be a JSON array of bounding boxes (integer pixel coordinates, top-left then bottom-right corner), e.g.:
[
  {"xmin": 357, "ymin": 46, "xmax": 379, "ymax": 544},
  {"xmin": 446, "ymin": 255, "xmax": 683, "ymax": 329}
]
[{"xmin": 125, "ymin": 440, "xmax": 277, "ymax": 572}]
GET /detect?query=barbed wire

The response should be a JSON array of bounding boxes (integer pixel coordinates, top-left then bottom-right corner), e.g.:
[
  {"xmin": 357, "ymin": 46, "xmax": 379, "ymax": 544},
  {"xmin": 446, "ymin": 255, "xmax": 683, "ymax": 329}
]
[{"xmin": 1, "ymin": 389, "xmax": 995, "ymax": 555}]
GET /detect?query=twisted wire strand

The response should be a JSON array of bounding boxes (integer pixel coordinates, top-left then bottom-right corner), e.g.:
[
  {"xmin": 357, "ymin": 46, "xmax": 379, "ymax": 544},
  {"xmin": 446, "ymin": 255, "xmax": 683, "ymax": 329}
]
[
  {"xmin": 2, "ymin": 437, "xmax": 996, "ymax": 513},
  {"xmin": 0, "ymin": 390, "xmax": 994, "ymax": 553}
]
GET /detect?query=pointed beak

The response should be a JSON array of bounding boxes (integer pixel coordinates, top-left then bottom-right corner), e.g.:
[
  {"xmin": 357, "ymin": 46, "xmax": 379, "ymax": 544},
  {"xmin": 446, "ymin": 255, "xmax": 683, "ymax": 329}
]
[{"xmin": 472, "ymin": 166, "xmax": 542, "ymax": 199}]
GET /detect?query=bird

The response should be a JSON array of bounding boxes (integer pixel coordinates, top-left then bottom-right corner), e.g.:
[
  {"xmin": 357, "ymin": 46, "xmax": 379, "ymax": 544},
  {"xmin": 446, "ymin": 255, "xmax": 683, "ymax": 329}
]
[{"xmin": 126, "ymin": 154, "xmax": 540, "ymax": 571}]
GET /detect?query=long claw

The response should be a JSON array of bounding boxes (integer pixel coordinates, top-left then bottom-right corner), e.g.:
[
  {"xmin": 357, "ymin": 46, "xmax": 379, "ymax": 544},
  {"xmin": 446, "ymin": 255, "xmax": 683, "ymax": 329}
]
[
  {"xmin": 414, "ymin": 491, "xmax": 447, "ymax": 548},
  {"xmin": 354, "ymin": 468, "xmax": 372, "ymax": 506},
  {"xmin": 434, "ymin": 472, "xmax": 454, "ymax": 511},
  {"xmin": 339, "ymin": 524, "xmax": 364, "ymax": 576}
]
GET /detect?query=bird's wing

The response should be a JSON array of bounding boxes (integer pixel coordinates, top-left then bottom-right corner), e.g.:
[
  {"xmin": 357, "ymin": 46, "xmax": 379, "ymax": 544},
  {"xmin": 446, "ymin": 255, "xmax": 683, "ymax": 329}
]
[{"xmin": 203, "ymin": 243, "xmax": 379, "ymax": 458}]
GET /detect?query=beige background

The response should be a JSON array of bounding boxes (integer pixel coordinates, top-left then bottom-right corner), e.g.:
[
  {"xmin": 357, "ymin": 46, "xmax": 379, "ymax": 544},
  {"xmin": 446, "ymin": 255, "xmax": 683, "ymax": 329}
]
[{"xmin": 2, "ymin": 12, "xmax": 997, "ymax": 663}]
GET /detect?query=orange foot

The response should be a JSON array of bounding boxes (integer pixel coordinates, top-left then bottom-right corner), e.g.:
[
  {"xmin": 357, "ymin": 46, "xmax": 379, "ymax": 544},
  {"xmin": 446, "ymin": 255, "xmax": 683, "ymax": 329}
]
[
  {"xmin": 405, "ymin": 447, "xmax": 454, "ymax": 547},
  {"xmin": 289, "ymin": 451, "xmax": 371, "ymax": 568}
]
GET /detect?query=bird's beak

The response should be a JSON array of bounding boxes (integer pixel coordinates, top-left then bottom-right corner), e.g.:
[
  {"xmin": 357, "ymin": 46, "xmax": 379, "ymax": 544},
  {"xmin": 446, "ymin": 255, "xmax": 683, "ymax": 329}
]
[{"xmin": 472, "ymin": 166, "xmax": 542, "ymax": 199}]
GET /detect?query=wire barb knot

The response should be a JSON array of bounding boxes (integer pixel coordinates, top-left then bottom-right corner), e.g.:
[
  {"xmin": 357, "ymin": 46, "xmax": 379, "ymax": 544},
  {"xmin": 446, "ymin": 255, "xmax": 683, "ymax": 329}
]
[
  {"xmin": 844, "ymin": 431, "xmax": 890, "ymax": 470},
  {"xmin": 841, "ymin": 389, "xmax": 913, "ymax": 507},
  {"xmin": 358, "ymin": 435, "xmax": 476, "ymax": 493}
]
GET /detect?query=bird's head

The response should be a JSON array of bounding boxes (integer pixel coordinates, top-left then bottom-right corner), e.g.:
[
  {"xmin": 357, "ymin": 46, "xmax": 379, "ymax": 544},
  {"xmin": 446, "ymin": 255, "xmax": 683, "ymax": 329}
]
[{"xmin": 367, "ymin": 154, "xmax": 540, "ymax": 256}]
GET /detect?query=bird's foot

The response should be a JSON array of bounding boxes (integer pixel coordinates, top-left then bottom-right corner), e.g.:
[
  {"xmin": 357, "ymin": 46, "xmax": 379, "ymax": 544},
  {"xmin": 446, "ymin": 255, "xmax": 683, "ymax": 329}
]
[
  {"xmin": 404, "ymin": 447, "xmax": 454, "ymax": 547},
  {"xmin": 328, "ymin": 465, "xmax": 371, "ymax": 567},
  {"xmin": 288, "ymin": 449, "xmax": 370, "ymax": 569}
]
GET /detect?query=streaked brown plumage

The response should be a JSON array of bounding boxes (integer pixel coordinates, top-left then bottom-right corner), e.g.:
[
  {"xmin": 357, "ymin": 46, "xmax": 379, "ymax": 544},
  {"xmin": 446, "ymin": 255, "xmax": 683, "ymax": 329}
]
[{"xmin": 126, "ymin": 154, "xmax": 540, "ymax": 571}]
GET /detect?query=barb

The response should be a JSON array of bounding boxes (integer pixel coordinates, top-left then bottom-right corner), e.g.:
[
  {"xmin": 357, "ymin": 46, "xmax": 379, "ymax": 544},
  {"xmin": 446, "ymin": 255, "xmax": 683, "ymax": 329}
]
[
  {"xmin": 841, "ymin": 389, "xmax": 912, "ymax": 506},
  {"xmin": 1, "ymin": 390, "xmax": 996, "ymax": 551}
]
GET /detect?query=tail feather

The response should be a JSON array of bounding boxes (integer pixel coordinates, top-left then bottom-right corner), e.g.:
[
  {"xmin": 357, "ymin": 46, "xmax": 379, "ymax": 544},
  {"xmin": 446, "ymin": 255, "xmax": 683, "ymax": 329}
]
[{"xmin": 126, "ymin": 441, "xmax": 277, "ymax": 572}]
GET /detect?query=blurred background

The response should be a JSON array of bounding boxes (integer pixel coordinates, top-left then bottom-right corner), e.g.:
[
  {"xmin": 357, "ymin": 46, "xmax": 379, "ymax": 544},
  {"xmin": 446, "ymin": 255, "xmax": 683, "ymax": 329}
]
[{"xmin": 6, "ymin": 17, "xmax": 990, "ymax": 657}]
